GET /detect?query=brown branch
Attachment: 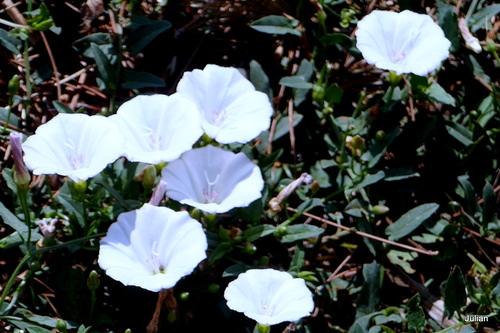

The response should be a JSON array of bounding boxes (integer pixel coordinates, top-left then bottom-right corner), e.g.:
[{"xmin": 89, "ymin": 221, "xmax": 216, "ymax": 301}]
[{"xmin": 287, "ymin": 207, "xmax": 438, "ymax": 256}]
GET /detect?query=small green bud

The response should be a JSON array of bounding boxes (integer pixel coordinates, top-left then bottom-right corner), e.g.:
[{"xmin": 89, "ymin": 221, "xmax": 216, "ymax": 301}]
[
  {"xmin": 141, "ymin": 165, "xmax": 157, "ymax": 190},
  {"xmin": 87, "ymin": 270, "xmax": 100, "ymax": 291},
  {"xmin": 470, "ymin": 110, "xmax": 478, "ymax": 118},
  {"xmin": 124, "ymin": 329, "xmax": 132, "ymax": 333},
  {"xmin": 372, "ymin": 205, "xmax": 390, "ymax": 215},
  {"xmin": 312, "ymin": 84, "xmax": 325, "ymax": 102},
  {"xmin": 322, "ymin": 106, "xmax": 333, "ymax": 115},
  {"xmin": 243, "ymin": 243, "xmax": 257, "ymax": 255},
  {"xmin": 375, "ymin": 130, "xmax": 386, "ymax": 141},
  {"xmin": 207, "ymin": 283, "xmax": 219, "ymax": 293},
  {"xmin": 55, "ymin": 319, "xmax": 67, "ymax": 333},
  {"xmin": 273, "ymin": 225, "xmax": 288, "ymax": 238},
  {"xmin": 257, "ymin": 256, "xmax": 270, "ymax": 266},
  {"xmin": 8, "ymin": 74, "xmax": 20, "ymax": 97},
  {"xmin": 448, "ymin": 201, "xmax": 461, "ymax": 209},
  {"xmin": 180, "ymin": 291, "xmax": 190, "ymax": 301},
  {"xmin": 190, "ymin": 208, "xmax": 201, "ymax": 220}
]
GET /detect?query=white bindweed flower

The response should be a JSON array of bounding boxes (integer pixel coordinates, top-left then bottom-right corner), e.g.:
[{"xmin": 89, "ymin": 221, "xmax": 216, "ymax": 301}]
[
  {"xmin": 176, "ymin": 64, "xmax": 273, "ymax": 144},
  {"xmin": 110, "ymin": 94, "xmax": 203, "ymax": 164},
  {"xmin": 161, "ymin": 145, "xmax": 263, "ymax": 214},
  {"xmin": 98, "ymin": 203, "xmax": 207, "ymax": 292},
  {"xmin": 22, "ymin": 114, "xmax": 125, "ymax": 181},
  {"xmin": 224, "ymin": 269, "xmax": 314, "ymax": 326},
  {"xmin": 355, "ymin": 10, "xmax": 451, "ymax": 76}
]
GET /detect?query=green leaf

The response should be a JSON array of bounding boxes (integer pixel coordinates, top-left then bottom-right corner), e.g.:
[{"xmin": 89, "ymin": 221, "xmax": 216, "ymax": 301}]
[
  {"xmin": 125, "ymin": 17, "xmax": 172, "ymax": 56},
  {"xmin": 57, "ymin": 181, "xmax": 85, "ymax": 228},
  {"xmin": 445, "ymin": 121, "xmax": 474, "ymax": 146},
  {"xmin": 0, "ymin": 107, "xmax": 20, "ymax": 128},
  {"xmin": 356, "ymin": 261, "xmax": 381, "ymax": 318},
  {"xmin": 244, "ymin": 224, "xmax": 276, "ymax": 242},
  {"xmin": 0, "ymin": 201, "xmax": 29, "ymax": 241},
  {"xmin": 207, "ymin": 242, "xmax": 233, "ymax": 265},
  {"xmin": 279, "ymin": 76, "xmax": 313, "ymax": 89},
  {"xmin": 346, "ymin": 171, "xmax": 385, "ymax": 196},
  {"xmin": 249, "ymin": 60, "xmax": 273, "ymax": 100},
  {"xmin": 406, "ymin": 294, "xmax": 426, "ymax": 333},
  {"xmin": 385, "ymin": 203, "xmax": 439, "ymax": 240},
  {"xmin": 324, "ymin": 83, "xmax": 343, "ymax": 104},
  {"xmin": 426, "ymin": 82, "xmax": 455, "ymax": 106},
  {"xmin": 476, "ymin": 94, "xmax": 496, "ymax": 128},
  {"xmin": 73, "ymin": 33, "xmax": 112, "ymax": 54},
  {"xmin": 469, "ymin": 4, "xmax": 500, "ymax": 33},
  {"xmin": 280, "ymin": 224, "xmax": 324, "ymax": 243},
  {"xmin": 90, "ymin": 42, "xmax": 116, "ymax": 90},
  {"xmin": 250, "ymin": 15, "xmax": 301, "ymax": 36},
  {"xmin": 122, "ymin": 70, "xmax": 166, "ymax": 89},
  {"xmin": 436, "ymin": 0, "xmax": 460, "ymax": 52},
  {"xmin": 0, "ymin": 28, "xmax": 21, "ymax": 54},
  {"xmin": 481, "ymin": 181, "xmax": 496, "ymax": 229},
  {"xmin": 273, "ymin": 112, "xmax": 303, "ymax": 141},
  {"xmin": 387, "ymin": 250, "xmax": 417, "ymax": 274},
  {"xmin": 222, "ymin": 263, "xmax": 252, "ymax": 277},
  {"xmin": 53, "ymin": 101, "xmax": 74, "ymax": 113},
  {"xmin": 443, "ymin": 266, "xmax": 466, "ymax": 318},
  {"xmin": 457, "ymin": 176, "xmax": 480, "ymax": 216},
  {"xmin": 320, "ymin": 33, "xmax": 353, "ymax": 47}
]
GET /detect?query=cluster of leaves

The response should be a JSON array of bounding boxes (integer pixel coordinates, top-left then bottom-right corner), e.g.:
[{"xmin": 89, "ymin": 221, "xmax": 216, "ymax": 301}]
[{"xmin": 1, "ymin": 0, "xmax": 500, "ymax": 332}]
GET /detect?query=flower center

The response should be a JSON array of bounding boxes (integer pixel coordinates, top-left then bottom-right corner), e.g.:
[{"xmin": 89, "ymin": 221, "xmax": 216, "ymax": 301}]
[
  {"xmin": 142, "ymin": 125, "xmax": 163, "ymax": 150},
  {"xmin": 145, "ymin": 241, "xmax": 165, "ymax": 275},
  {"xmin": 203, "ymin": 171, "xmax": 220, "ymax": 203},
  {"xmin": 64, "ymin": 139, "xmax": 84, "ymax": 169},
  {"xmin": 210, "ymin": 108, "xmax": 227, "ymax": 125}
]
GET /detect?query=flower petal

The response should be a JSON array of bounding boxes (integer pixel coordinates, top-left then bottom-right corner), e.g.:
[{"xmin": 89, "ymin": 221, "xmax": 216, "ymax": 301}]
[
  {"xmin": 22, "ymin": 114, "xmax": 125, "ymax": 181},
  {"xmin": 162, "ymin": 146, "xmax": 263, "ymax": 214},
  {"xmin": 110, "ymin": 94, "xmax": 203, "ymax": 164},
  {"xmin": 98, "ymin": 204, "xmax": 207, "ymax": 292},
  {"xmin": 355, "ymin": 10, "xmax": 450, "ymax": 76},
  {"xmin": 176, "ymin": 64, "xmax": 273, "ymax": 144},
  {"xmin": 224, "ymin": 269, "xmax": 314, "ymax": 326}
]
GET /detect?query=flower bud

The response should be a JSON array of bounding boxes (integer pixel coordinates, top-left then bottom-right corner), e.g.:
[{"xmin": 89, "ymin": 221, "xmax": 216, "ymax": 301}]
[
  {"xmin": 372, "ymin": 205, "xmax": 389, "ymax": 215},
  {"xmin": 148, "ymin": 180, "xmax": 167, "ymax": 206},
  {"xmin": 55, "ymin": 319, "xmax": 67, "ymax": 333},
  {"xmin": 273, "ymin": 225, "xmax": 288, "ymax": 238},
  {"xmin": 87, "ymin": 270, "xmax": 100, "ymax": 291},
  {"xmin": 9, "ymin": 132, "xmax": 30, "ymax": 192},
  {"xmin": 141, "ymin": 165, "xmax": 157, "ymax": 190},
  {"xmin": 180, "ymin": 292, "xmax": 190, "ymax": 301},
  {"xmin": 8, "ymin": 74, "xmax": 20, "ymax": 97},
  {"xmin": 243, "ymin": 243, "xmax": 257, "ymax": 255}
]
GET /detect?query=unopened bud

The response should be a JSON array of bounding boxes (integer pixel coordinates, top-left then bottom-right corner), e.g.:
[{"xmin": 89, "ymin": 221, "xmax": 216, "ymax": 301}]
[
  {"xmin": 8, "ymin": 74, "xmax": 20, "ymax": 97},
  {"xmin": 55, "ymin": 319, "xmax": 67, "ymax": 333},
  {"xmin": 141, "ymin": 165, "xmax": 157, "ymax": 190},
  {"xmin": 87, "ymin": 270, "xmax": 100, "ymax": 291},
  {"xmin": 9, "ymin": 132, "xmax": 30, "ymax": 192},
  {"xmin": 388, "ymin": 71, "xmax": 402, "ymax": 86},
  {"xmin": 485, "ymin": 38, "xmax": 497, "ymax": 53},
  {"xmin": 149, "ymin": 180, "xmax": 167, "ymax": 206},
  {"xmin": 372, "ymin": 205, "xmax": 389, "ymax": 215}
]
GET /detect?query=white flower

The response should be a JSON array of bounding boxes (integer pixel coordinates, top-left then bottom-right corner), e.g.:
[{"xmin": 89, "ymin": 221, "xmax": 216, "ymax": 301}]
[
  {"xmin": 224, "ymin": 269, "xmax": 314, "ymax": 326},
  {"xmin": 110, "ymin": 94, "xmax": 203, "ymax": 164},
  {"xmin": 98, "ymin": 203, "xmax": 207, "ymax": 292},
  {"xmin": 22, "ymin": 114, "xmax": 125, "ymax": 181},
  {"xmin": 161, "ymin": 145, "xmax": 263, "ymax": 214},
  {"xmin": 355, "ymin": 10, "xmax": 451, "ymax": 76},
  {"xmin": 176, "ymin": 64, "xmax": 273, "ymax": 144}
]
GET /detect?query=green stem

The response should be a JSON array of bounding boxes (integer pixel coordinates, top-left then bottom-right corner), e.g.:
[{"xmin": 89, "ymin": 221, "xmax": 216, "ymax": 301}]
[
  {"xmin": 17, "ymin": 188, "xmax": 32, "ymax": 256},
  {"xmin": 0, "ymin": 18, "xmax": 27, "ymax": 29}
]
